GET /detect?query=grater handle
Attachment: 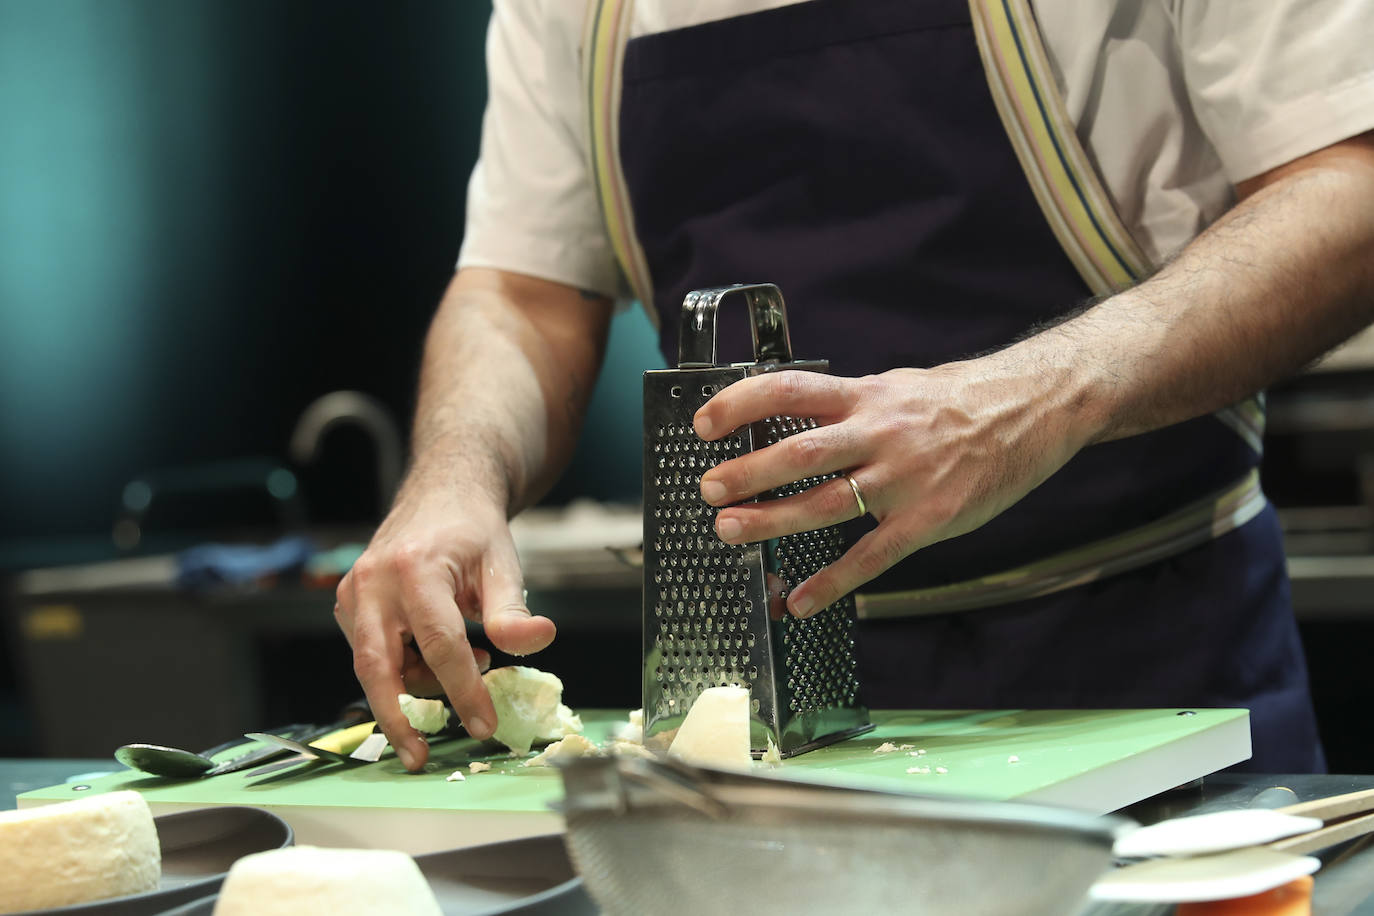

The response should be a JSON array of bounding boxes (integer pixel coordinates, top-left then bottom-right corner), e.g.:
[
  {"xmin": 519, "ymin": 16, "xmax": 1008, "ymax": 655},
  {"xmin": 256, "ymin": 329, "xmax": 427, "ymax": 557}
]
[{"xmin": 677, "ymin": 283, "xmax": 794, "ymax": 368}]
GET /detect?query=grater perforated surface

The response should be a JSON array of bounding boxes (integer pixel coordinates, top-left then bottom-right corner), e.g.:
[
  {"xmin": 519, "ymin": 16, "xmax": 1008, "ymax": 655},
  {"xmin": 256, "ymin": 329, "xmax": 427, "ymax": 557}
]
[
  {"xmin": 647, "ymin": 414, "xmax": 762, "ymax": 721},
  {"xmin": 757, "ymin": 415, "xmax": 863, "ymax": 716}
]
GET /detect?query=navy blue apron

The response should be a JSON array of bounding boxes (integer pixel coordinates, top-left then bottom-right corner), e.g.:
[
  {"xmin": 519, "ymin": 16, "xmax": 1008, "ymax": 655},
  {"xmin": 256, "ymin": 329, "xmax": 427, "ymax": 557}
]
[{"xmin": 617, "ymin": 0, "xmax": 1324, "ymax": 772}]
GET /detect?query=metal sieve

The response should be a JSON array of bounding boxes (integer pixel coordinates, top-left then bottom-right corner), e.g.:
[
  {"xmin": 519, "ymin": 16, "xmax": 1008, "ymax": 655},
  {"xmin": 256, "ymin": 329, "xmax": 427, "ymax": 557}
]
[
  {"xmin": 642, "ymin": 283, "xmax": 872, "ymax": 757},
  {"xmin": 555, "ymin": 755, "xmax": 1131, "ymax": 916}
]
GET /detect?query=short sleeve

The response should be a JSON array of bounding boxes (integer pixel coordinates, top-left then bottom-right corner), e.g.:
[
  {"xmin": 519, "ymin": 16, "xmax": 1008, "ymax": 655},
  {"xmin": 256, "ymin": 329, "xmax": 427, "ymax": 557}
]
[
  {"xmin": 1174, "ymin": 0, "xmax": 1374, "ymax": 182},
  {"xmin": 456, "ymin": 0, "xmax": 622, "ymax": 297}
]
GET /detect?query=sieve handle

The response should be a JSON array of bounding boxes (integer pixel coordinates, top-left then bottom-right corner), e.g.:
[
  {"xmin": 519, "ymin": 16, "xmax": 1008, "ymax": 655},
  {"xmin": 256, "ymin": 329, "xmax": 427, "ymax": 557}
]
[{"xmin": 677, "ymin": 283, "xmax": 794, "ymax": 368}]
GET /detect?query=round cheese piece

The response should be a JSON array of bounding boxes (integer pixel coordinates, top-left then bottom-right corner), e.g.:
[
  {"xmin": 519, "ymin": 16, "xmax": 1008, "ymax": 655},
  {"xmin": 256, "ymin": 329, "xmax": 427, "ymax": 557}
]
[
  {"xmin": 213, "ymin": 846, "xmax": 441, "ymax": 916},
  {"xmin": 0, "ymin": 789, "xmax": 160, "ymax": 913}
]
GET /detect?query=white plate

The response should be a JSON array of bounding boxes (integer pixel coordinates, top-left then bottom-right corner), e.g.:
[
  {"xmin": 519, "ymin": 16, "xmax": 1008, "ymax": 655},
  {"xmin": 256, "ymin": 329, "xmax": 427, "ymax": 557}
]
[
  {"xmin": 1090, "ymin": 846, "xmax": 1319, "ymax": 903},
  {"xmin": 1113, "ymin": 808, "xmax": 1321, "ymax": 858}
]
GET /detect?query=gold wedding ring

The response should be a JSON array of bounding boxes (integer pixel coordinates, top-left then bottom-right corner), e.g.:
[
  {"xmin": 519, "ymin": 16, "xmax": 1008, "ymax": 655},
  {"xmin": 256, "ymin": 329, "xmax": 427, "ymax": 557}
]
[{"xmin": 843, "ymin": 473, "xmax": 868, "ymax": 517}]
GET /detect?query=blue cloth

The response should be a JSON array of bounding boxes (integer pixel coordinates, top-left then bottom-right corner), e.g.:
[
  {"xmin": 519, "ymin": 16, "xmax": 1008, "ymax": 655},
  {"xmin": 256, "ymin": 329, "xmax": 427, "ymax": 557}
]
[
  {"xmin": 176, "ymin": 535, "xmax": 315, "ymax": 590},
  {"xmin": 619, "ymin": 0, "xmax": 1324, "ymax": 771}
]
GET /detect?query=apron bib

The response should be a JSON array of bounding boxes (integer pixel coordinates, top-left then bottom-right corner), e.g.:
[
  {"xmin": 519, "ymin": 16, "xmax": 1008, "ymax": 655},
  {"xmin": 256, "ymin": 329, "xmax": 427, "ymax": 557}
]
[{"xmin": 614, "ymin": 0, "xmax": 1323, "ymax": 771}]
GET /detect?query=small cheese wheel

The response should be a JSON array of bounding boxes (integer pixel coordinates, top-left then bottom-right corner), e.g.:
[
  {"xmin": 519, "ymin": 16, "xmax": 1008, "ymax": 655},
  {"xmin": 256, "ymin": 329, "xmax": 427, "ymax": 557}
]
[
  {"xmin": 0, "ymin": 790, "xmax": 160, "ymax": 913},
  {"xmin": 213, "ymin": 847, "xmax": 441, "ymax": 916}
]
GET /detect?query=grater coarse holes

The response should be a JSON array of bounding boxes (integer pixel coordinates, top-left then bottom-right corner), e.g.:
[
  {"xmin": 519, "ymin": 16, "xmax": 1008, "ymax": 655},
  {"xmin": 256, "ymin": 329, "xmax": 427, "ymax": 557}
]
[{"xmin": 642, "ymin": 284, "xmax": 872, "ymax": 757}]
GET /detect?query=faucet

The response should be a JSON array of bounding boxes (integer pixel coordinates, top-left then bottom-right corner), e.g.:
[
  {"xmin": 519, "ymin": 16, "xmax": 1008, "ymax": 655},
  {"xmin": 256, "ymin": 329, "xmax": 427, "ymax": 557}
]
[{"xmin": 289, "ymin": 390, "xmax": 404, "ymax": 519}]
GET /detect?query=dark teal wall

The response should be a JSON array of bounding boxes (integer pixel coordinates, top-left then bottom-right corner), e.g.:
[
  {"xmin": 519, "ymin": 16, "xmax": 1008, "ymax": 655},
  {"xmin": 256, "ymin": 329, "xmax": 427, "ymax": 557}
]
[{"xmin": 0, "ymin": 1, "xmax": 660, "ymax": 562}]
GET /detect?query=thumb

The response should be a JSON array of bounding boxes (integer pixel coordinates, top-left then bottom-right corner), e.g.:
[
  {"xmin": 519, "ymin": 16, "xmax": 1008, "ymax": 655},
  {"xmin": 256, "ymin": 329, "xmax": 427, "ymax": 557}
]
[{"xmin": 480, "ymin": 541, "xmax": 556, "ymax": 657}]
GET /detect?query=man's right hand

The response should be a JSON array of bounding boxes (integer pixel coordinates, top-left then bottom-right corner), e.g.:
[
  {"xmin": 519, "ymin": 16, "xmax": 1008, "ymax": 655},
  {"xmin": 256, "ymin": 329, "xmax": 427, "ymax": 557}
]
[{"xmin": 334, "ymin": 475, "xmax": 556, "ymax": 772}]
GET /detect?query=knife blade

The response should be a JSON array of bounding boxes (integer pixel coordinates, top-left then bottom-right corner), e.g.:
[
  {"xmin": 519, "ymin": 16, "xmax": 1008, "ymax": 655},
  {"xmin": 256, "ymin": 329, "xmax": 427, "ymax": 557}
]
[{"xmin": 205, "ymin": 698, "xmax": 373, "ymax": 777}]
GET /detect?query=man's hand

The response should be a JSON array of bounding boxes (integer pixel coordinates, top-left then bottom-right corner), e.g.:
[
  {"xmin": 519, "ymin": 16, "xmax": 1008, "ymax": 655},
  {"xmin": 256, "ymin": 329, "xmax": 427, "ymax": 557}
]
[
  {"xmin": 694, "ymin": 359, "xmax": 1091, "ymax": 617},
  {"xmin": 333, "ymin": 473, "xmax": 555, "ymax": 771},
  {"xmin": 335, "ymin": 268, "xmax": 612, "ymax": 770}
]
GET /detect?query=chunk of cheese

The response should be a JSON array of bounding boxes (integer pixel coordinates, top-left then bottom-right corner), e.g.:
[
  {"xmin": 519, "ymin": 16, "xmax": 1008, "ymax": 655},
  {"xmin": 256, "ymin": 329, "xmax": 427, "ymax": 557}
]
[
  {"xmin": 667, "ymin": 686, "xmax": 752, "ymax": 770},
  {"xmin": 607, "ymin": 739, "xmax": 658, "ymax": 760},
  {"xmin": 482, "ymin": 666, "xmax": 582, "ymax": 755},
  {"xmin": 213, "ymin": 847, "xmax": 441, "ymax": 916},
  {"xmin": 523, "ymin": 733, "xmax": 602, "ymax": 767},
  {"xmin": 761, "ymin": 737, "xmax": 783, "ymax": 766},
  {"xmin": 0, "ymin": 790, "xmax": 160, "ymax": 913},
  {"xmin": 397, "ymin": 693, "xmax": 449, "ymax": 734},
  {"xmin": 612, "ymin": 708, "xmax": 644, "ymax": 744}
]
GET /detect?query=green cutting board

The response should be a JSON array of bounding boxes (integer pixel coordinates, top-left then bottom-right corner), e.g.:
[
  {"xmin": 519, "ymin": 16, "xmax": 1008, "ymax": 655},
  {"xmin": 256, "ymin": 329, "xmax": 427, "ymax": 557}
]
[{"xmin": 19, "ymin": 708, "xmax": 1248, "ymax": 855}]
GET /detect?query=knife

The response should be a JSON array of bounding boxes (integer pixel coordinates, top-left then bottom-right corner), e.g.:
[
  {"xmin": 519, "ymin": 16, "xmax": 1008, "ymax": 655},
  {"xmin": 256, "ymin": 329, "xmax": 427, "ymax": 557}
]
[{"xmin": 204, "ymin": 698, "xmax": 373, "ymax": 777}]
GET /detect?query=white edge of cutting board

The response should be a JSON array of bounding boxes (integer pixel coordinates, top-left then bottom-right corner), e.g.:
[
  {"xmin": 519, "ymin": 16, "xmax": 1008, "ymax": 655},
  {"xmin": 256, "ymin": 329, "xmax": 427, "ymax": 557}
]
[{"xmin": 1015, "ymin": 713, "xmax": 1252, "ymax": 814}]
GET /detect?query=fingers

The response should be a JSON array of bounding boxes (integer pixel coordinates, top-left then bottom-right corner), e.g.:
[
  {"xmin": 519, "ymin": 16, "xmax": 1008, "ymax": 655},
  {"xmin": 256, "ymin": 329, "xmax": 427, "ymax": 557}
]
[
  {"xmin": 713, "ymin": 474, "xmax": 868, "ymax": 545},
  {"xmin": 699, "ymin": 423, "xmax": 861, "ymax": 507},
  {"xmin": 787, "ymin": 522, "xmax": 913, "ymax": 619},
  {"xmin": 405, "ymin": 575, "xmax": 498, "ymax": 741},
  {"xmin": 397, "ymin": 643, "xmax": 490, "ymax": 697},
  {"xmin": 348, "ymin": 606, "xmax": 428, "ymax": 771},
  {"xmin": 693, "ymin": 371, "xmax": 851, "ymax": 442},
  {"xmin": 479, "ymin": 535, "xmax": 557, "ymax": 658}
]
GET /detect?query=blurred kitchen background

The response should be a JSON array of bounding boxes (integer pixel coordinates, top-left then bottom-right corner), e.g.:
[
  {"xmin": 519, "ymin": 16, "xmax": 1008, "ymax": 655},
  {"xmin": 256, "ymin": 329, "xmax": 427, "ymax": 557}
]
[{"xmin": 2, "ymin": 1, "xmax": 1372, "ymax": 772}]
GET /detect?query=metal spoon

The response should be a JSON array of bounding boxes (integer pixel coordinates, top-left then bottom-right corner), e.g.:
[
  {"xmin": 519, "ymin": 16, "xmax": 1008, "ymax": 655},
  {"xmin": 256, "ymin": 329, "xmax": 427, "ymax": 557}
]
[
  {"xmin": 114, "ymin": 735, "xmax": 253, "ymax": 778},
  {"xmin": 114, "ymin": 722, "xmax": 316, "ymax": 778}
]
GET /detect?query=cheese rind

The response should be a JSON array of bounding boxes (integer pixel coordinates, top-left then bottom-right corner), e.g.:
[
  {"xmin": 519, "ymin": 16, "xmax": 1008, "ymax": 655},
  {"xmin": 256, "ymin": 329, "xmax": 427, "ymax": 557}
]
[
  {"xmin": 213, "ymin": 846, "xmax": 441, "ymax": 915},
  {"xmin": 0, "ymin": 790, "xmax": 160, "ymax": 913},
  {"xmin": 482, "ymin": 666, "xmax": 583, "ymax": 755},
  {"xmin": 667, "ymin": 686, "xmax": 753, "ymax": 769}
]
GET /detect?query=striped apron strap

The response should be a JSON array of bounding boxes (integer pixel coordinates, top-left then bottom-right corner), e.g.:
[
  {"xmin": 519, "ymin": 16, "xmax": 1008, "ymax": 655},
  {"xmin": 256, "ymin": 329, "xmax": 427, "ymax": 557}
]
[
  {"xmin": 969, "ymin": 0, "xmax": 1152, "ymax": 291},
  {"xmin": 967, "ymin": 0, "xmax": 1264, "ymax": 455},
  {"xmin": 582, "ymin": 0, "xmax": 656, "ymax": 317},
  {"xmin": 856, "ymin": 469, "xmax": 1267, "ymax": 619}
]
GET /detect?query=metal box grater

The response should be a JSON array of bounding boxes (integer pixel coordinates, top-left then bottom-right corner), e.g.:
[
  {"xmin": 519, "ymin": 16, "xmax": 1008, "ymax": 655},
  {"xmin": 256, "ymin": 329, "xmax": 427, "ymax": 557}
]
[{"xmin": 642, "ymin": 283, "xmax": 873, "ymax": 757}]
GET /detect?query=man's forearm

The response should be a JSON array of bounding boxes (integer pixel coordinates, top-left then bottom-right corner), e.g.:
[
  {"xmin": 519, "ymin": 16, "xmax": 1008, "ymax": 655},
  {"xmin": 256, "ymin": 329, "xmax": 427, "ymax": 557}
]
[
  {"xmin": 406, "ymin": 268, "xmax": 613, "ymax": 514},
  {"xmin": 1001, "ymin": 132, "xmax": 1374, "ymax": 447}
]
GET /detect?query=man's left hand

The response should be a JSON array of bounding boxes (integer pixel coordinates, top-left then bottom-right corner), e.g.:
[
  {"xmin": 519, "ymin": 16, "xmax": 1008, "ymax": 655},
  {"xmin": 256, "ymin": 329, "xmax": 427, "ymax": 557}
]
[{"xmin": 692, "ymin": 362, "xmax": 1091, "ymax": 617}]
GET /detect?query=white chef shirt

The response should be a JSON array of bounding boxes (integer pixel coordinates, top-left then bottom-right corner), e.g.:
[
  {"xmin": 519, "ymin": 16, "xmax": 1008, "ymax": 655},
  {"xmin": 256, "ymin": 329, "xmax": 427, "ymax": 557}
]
[{"xmin": 457, "ymin": 0, "xmax": 1374, "ymax": 296}]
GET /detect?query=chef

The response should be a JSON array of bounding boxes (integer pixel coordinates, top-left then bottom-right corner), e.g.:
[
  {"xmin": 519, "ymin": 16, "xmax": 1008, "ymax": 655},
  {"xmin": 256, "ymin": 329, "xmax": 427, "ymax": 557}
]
[{"xmin": 333, "ymin": 0, "xmax": 1374, "ymax": 774}]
